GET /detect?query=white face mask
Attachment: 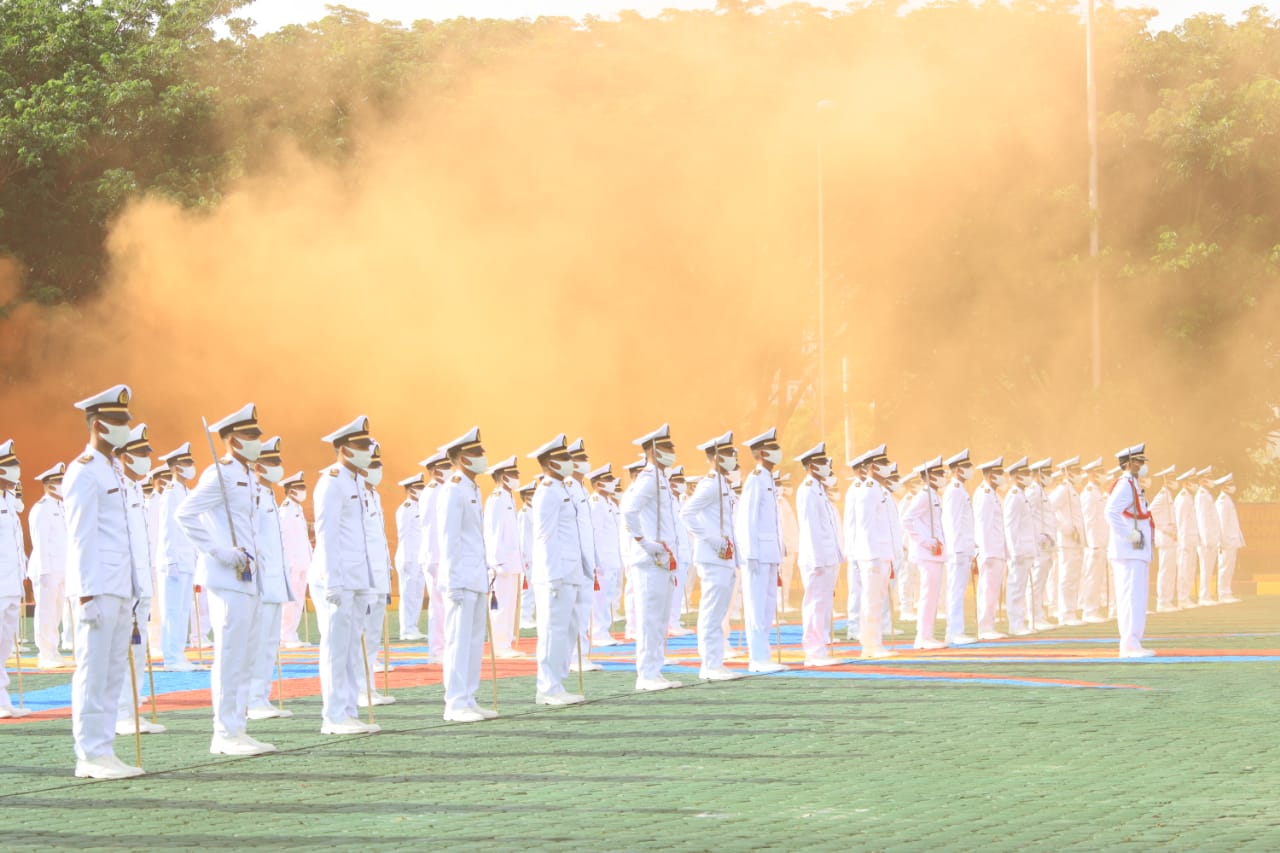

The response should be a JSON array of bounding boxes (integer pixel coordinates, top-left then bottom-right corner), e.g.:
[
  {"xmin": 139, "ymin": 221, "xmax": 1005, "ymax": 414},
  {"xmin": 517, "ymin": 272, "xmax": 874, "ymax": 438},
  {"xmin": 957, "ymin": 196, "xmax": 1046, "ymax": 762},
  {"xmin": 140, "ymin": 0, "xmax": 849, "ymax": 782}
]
[
  {"xmin": 820, "ymin": 474, "xmax": 837, "ymax": 487},
  {"xmin": 674, "ymin": 483, "xmax": 687, "ymax": 497},
  {"xmin": 990, "ymin": 474, "xmax": 1005, "ymax": 488},
  {"xmin": 927, "ymin": 476, "xmax": 941, "ymax": 490},
  {"xmin": 0, "ymin": 466, "xmax": 18, "ymax": 483},
  {"xmin": 574, "ymin": 460, "xmax": 590, "ymax": 476},
  {"xmin": 717, "ymin": 453, "xmax": 738, "ymax": 473},
  {"xmin": 364, "ymin": 467, "xmax": 384, "ymax": 486},
  {"xmin": 1137, "ymin": 463, "xmax": 1149, "ymax": 479},
  {"xmin": 551, "ymin": 458, "xmax": 575, "ymax": 478},
  {"xmin": 125, "ymin": 455, "xmax": 151, "ymax": 477},
  {"xmin": 654, "ymin": 449, "xmax": 676, "ymax": 468},
  {"xmin": 761, "ymin": 449, "xmax": 782, "ymax": 465},
  {"xmin": 1016, "ymin": 475, "xmax": 1031, "ymax": 488},
  {"xmin": 49, "ymin": 484, "xmax": 61, "ymax": 498},
  {"xmin": 957, "ymin": 467, "xmax": 971, "ymax": 482},
  {"xmin": 291, "ymin": 489, "xmax": 309, "ymax": 503},
  {"xmin": 233, "ymin": 437, "xmax": 263, "ymax": 462},
  {"xmin": 813, "ymin": 462, "xmax": 833, "ymax": 478},
  {"xmin": 98, "ymin": 420, "xmax": 131, "ymax": 449},
  {"xmin": 176, "ymin": 464, "xmax": 196, "ymax": 480},
  {"xmin": 1225, "ymin": 485, "xmax": 1236, "ymax": 494},
  {"xmin": 260, "ymin": 464, "xmax": 284, "ymax": 483},
  {"xmin": 504, "ymin": 475, "xmax": 520, "ymax": 490},
  {"xmin": 874, "ymin": 463, "xmax": 893, "ymax": 478},
  {"xmin": 345, "ymin": 446, "xmax": 374, "ymax": 470},
  {"xmin": 462, "ymin": 454, "xmax": 488, "ymax": 475},
  {"xmin": 598, "ymin": 480, "xmax": 617, "ymax": 494}
]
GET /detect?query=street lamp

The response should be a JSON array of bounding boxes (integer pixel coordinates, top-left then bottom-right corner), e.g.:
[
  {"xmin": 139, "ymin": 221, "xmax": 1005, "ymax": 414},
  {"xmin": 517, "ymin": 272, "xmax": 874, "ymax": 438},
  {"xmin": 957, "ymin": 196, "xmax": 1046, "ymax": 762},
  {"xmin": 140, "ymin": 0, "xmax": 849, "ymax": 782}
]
[{"xmin": 817, "ymin": 99, "xmax": 834, "ymax": 439}]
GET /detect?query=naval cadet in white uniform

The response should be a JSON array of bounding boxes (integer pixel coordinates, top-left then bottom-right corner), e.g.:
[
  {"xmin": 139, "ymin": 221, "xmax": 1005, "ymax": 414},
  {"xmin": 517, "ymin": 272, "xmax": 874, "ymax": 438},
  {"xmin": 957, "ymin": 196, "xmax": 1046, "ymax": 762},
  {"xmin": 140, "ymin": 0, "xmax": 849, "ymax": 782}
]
[
  {"xmin": 484, "ymin": 456, "xmax": 524, "ymax": 657},
  {"xmin": 176, "ymin": 404, "xmax": 275, "ymax": 756},
  {"xmin": 588, "ymin": 465, "xmax": 624, "ymax": 647},
  {"xmin": 621, "ymin": 425, "xmax": 686, "ymax": 689},
  {"xmin": 394, "ymin": 473, "xmax": 426, "ymax": 640},
  {"xmin": 1002, "ymin": 457, "xmax": 1036, "ymax": 636},
  {"xmin": 903, "ymin": 456, "xmax": 947, "ymax": 650},
  {"xmin": 156, "ymin": 442, "xmax": 201, "ymax": 669},
  {"xmin": 28, "ymin": 462, "xmax": 69, "ymax": 669},
  {"xmin": 1105, "ymin": 444, "xmax": 1156, "ymax": 658},
  {"xmin": 732, "ymin": 428, "xmax": 788, "ymax": 673},
  {"xmin": 940, "ymin": 450, "xmax": 976, "ymax": 646},
  {"xmin": 64, "ymin": 385, "xmax": 144, "ymax": 778},
  {"xmin": 528, "ymin": 434, "xmax": 587, "ymax": 705},
  {"xmin": 437, "ymin": 428, "xmax": 499, "ymax": 722},
  {"xmin": 850, "ymin": 445, "xmax": 897, "ymax": 658},
  {"xmin": 972, "ymin": 456, "xmax": 1008, "ymax": 640},
  {"xmin": 246, "ymin": 437, "xmax": 295, "ymax": 720},
  {"xmin": 680, "ymin": 431, "xmax": 743, "ymax": 681},
  {"xmin": 309, "ymin": 415, "xmax": 380, "ymax": 735},
  {"xmin": 0, "ymin": 440, "xmax": 32, "ymax": 715},
  {"xmin": 416, "ymin": 451, "xmax": 451, "ymax": 662},
  {"xmin": 356, "ymin": 443, "xmax": 394, "ymax": 707},
  {"xmin": 794, "ymin": 441, "xmax": 843, "ymax": 666}
]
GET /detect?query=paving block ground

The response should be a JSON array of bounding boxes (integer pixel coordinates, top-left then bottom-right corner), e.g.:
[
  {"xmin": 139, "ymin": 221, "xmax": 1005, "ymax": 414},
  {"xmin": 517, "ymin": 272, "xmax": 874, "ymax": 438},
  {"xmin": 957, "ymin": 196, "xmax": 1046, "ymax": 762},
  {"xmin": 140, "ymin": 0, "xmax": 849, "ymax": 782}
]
[{"xmin": 1, "ymin": 597, "xmax": 1277, "ymax": 851}]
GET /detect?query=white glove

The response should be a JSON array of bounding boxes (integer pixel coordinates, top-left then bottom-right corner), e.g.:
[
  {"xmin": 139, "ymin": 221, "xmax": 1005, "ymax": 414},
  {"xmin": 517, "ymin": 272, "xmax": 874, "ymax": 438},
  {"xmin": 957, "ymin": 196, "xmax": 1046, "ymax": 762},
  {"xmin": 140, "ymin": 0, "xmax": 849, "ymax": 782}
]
[
  {"xmin": 212, "ymin": 546, "xmax": 247, "ymax": 570},
  {"xmin": 79, "ymin": 598, "xmax": 101, "ymax": 626},
  {"xmin": 640, "ymin": 539, "xmax": 667, "ymax": 561}
]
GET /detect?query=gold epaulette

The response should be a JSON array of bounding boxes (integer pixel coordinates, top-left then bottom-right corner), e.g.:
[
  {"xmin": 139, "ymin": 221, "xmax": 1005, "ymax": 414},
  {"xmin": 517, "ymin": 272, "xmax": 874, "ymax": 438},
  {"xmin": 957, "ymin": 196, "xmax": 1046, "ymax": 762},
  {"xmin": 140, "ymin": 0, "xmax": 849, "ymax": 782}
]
[
  {"xmin": 328, "ymin": 468, "xmax": 339, "ymax": 477},
  {"xmin": 77, "ymin": 454, "xmax": 92, "ymax": 464}
]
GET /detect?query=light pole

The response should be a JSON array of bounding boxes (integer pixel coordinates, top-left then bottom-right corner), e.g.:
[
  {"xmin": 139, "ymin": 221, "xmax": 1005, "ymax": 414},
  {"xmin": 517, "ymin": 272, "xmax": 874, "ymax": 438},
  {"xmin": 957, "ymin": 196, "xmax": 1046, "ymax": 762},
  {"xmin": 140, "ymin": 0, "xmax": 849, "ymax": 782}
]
[
  {"xmin": 1085, "ymin": 0, "xmax": 1101, "ymax": 391},
  {"xmin": 817, "ymin": 99, "xmax": 834, "ymax": 439}
]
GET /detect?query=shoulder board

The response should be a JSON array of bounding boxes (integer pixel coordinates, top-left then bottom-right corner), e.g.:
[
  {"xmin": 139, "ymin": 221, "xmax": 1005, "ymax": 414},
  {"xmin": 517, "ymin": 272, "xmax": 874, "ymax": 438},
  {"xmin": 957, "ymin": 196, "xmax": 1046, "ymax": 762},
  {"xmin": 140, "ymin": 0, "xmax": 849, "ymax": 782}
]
[
  {"xmin": 77, "ymin": 454, "xmax": 93, "ymax": 464},
  {"xmin": 328, "ymin": 468, "xmax": 339, "ymax": 477},
  {"xmin": 220, "ymin": 458, "xmax": 234, "ymax": 466}
]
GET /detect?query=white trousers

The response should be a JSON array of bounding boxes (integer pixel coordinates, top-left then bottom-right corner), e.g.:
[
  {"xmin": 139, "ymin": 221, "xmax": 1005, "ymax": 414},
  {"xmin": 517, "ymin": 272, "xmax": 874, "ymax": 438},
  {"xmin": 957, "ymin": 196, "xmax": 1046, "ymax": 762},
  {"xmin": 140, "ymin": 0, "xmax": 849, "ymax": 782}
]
[
  {"xmin": 858, "ymin": 560, "xmax": 891, "ymax": 652},
  {"xmin": 491, "ymin": 572, "xmax": 520, "ymax": 653},
  {"xmin": 1155, "ymin": 546, "xmax": 1177, "ymax": 609},
  {"xmin": 397, "ymin": 563, "xmax": 426, "ymax": 638},
  {"xmin": 1056, "ymin": 549, "xmax": 1083, "ymax": 620},
  {"xmin": 623, "ymin": 565, "xmax": 637, "ymax": 639},
  {"xmin": 425, "ymin": 565, "xmax": 445, "ymax": 658},
  {"xmin": 896, "ymin": 559, "xmax": 918, "ymax": 619},
  {"xmin": 977, "ymin": 558, "xmax": 1007, "ymax": 634},
  {"xmin": 741, "ymin": 560, "xmax": 779, "ymax": 665},
  {"xmin": 1176, "ymin": 546, "xmax": 1198, "ymax": 608},
  {"xmin": 800, "ymin": 565, "xmax": 837, "ymax": 659},
  {"xmin": 34, "ymin": 575, "xmax": 68, "ymax": 661},
  {"xmin": 519, "ymin": 572, "xmax": 536, "ymax": 629},
  {"xmin": 0, "ymin": 597, "xmax": 19, "ymax": 707},
  {"xmin": 634, "ymin": 565, "xmax": 675, "ymax": 680},
  {"xmin": 592, "ymin": 566, "xmax": 620, "ymax": 643},
  {"xmin": 914, "ymin": 560, "xmax": 944, "ymax": 644},
  {"xmin": 575, "ymin": 576, "xmax": 596, "ymax": 664},
  {"xmin": 943, "ymin": 554, "xmax": 971, "ymax": 641},
  {"xmin": 280, "ymin": 566, "xmax": 309, "ymax": 644},
  {"xmin": 317, "ymin": 589, "xmax": 370, "ymax": 724},
  {"xmin": 534, "ymin": 580, "xmax": 583, "ymax": 696},
  {"xmin": 1197, "ymin": 545, "xmax": 1218, "ymax": 603},
  {"xmin": 248, "ymin": 602, "xmax": 283, "ymax": 709},
  {"xmin": 161, "ymin": 572, "xmax": 194, "ymax": 664},
  {"xmin": 72, "ymin": 594, "xmax": 132, "ymax": 761},
  {"xmin": 208, "ymin": 587, "xmax": 261, "ymax": 738},
  {"xmin": 356, "ymin": 596, "xmax": 387, "ymax": 693},
  {"xmin": 1006, "ymin": 555, "xmax": 1033, "ymax": 632},
  {"xmin": 779, "ymin": 554, "xmax": 797, "ymax": 612},
  {"xmin": 668, "ymin": 559, "xmax": 691, "ymax": 628},
  {"xmin": 1217, "ymin": 547, "xmax": 1237, "ymax": 600},
  {"xmin": 696, "ymin": 563, "xmax": 735, "ymax": 670},
  {"xmin": 1081, "ymin": 547, "xmax": 1107, "ymax": 616},
  {"xmin": 845, "ymin": 559, "xmax": 862, "ymax": 639},
  {"xmin": 1031, "ymin": 548, "xmax": 1054, "ymax": 621},
  {"xmin": 190, "ymin": 586, "xmax": 210, "ymax": 645},
  {"xmin": 1111, "ymin": 558, "xmax": 1150, "ymax": 653},
  {"xmin": 442, "ymin": 589, "xmax": 486, "ymax": 713},
  {"xmin": 115, "ymin": 598, "xmax": 151, "ymax": 722}
]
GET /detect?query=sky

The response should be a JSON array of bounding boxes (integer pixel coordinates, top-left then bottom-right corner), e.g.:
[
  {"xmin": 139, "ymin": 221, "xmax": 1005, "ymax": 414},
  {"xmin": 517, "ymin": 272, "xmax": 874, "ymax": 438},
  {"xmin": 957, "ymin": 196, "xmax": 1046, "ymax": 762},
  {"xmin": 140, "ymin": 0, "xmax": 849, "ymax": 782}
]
[{"xmin": 235, "ymin": 0, "xmax": 1278, "ymax": 33}]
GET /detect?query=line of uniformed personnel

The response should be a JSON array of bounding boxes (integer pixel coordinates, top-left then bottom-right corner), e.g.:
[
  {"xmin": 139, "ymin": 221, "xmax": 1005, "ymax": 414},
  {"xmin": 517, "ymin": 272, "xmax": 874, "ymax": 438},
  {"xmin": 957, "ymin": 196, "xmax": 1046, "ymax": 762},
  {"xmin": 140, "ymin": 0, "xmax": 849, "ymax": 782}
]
[{"xmin": 0, "ymin": 387, "xmax": 1248, "ymax": 779}]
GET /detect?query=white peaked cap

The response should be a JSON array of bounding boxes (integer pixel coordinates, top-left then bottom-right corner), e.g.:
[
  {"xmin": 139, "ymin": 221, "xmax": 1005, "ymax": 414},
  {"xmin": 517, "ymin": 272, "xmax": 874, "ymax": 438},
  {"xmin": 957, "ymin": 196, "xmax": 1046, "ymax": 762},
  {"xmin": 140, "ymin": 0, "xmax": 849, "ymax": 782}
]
[
  {"xmin": 323, "ymin": 415, "xmax": 370, "ymax": 445},
  {"xmin": 74, "ymin": 384, "xmax": 131, "ymax": 415},
  {"xmin": 439, "ymin": 426, "xmax": 481, "ymax": 455},
  {"xmin": 1175, "ymin": 469, "xmax": 1196, "ymax": 482},
  {"xmin": 160, "ymin": 443, "xmax": 193, "ymax": 463},
  {"xmin": 280, "ymin": 471, "xmax": 306, "ymax": 488},
  {"xmin": 1030, "ymin": 457, "xmax": 1052, "ymax": 472},
  {"xmin": 398, "ymin": 473, "xmax": 425, "ymax": 488},
  {"xmin": 1007, "ymin": 456, "xmax": 1029, "ymax": 473},
  {"xmin": 745, "ymin": 427, "xmax": 777, "ymax": 449},
  {"xmin": 418, "ymin": 451, "xmax": 447, "ymax": 468},
  {"xmin": 35, "ymin": 462, "xmax": 66, "ymax": 481},
  {"xmin": 486, "ymin": 455, "xmax": 518, "ymax": 475},
  {"xmin": 945, "ymin": 448, "xmax": 970, "ymax": 467},
  {"xmin": 1081, "ymin": 457, "xmax": 1102, "ymax": 472},
  {"xmin": 632, "ymin": 424, "xmax": 670, "ymax": 446},
  {"xmin": 589, "ymin": 463, "xmax": 613, "ymax": 480},
  {"xmin": 529, "ymin": 434, "xmax": 568, "ymax": 459},
  {"xmin": 1213, "ymin": 473, "xmax": 1233, "ymax": 486},
  {"xmin": 977, "ymin": 456, "xmax": 1004, "ymax": 472},
  {"xmin": 1056, "ymin": 456, "xmax": 1081, "ymax": 470},
  {"xmin": 697, "ymin": 431, "xmax": 734, "ymax": 452},
  {"xmin": 209, "ymin": 403, "xmax": 258, "ymax": 435},
  {"xmin": 1153, "ymin": 464, "xmax": 1176, "ymax": 477},
  {"xmin": 567, "ymin": 438, "xmax": 587, "ymax": 455},
  {"xmin": 1196, "ymin": 466, "xmax": 1213, "ymax": 477},
  {"xmin": 795, "ymin": 441, "xmax": 826, "ymax": 464}
]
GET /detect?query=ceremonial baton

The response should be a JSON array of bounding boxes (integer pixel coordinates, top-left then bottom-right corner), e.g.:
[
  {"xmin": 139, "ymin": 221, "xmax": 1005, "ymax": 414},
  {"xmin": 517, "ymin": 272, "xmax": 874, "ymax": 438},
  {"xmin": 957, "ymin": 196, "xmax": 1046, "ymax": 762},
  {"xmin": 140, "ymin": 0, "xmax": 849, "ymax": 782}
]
[
  {"xmin": 485, "ymin": 588, "xmax": 500, "ymax": 711},
  {"xmin": 13, "ymin": 635, "xmax": 24, "ymax": 712},
  {"xmin": 360, "ymin": 632, "xmax": 375, "ymax": 725},
  {"xmin": 275, "ymin": 651, "xmax": 286, "ymax": 711},
  {"xmin": 145, "ymin": 635, "xmax": 158, "ymax": 723},
  {"xmin": 193, "ymin": 587, "xmax": 205, "ymax": 664},
  {"xmin": 128, "ymin": 615, "xmax": 143, "ymax": 768}
]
